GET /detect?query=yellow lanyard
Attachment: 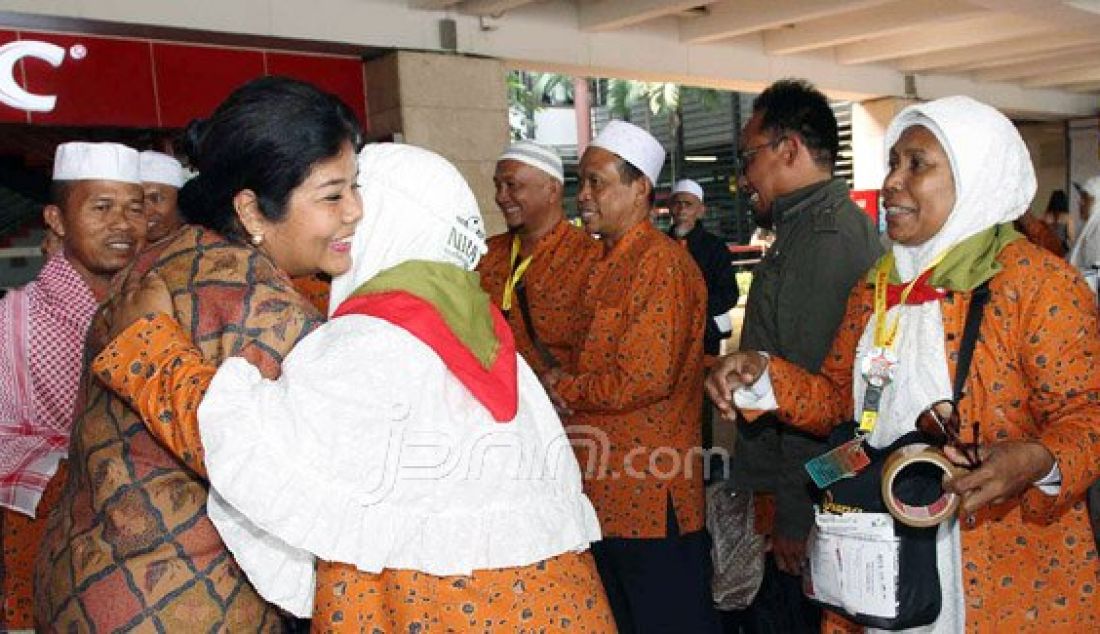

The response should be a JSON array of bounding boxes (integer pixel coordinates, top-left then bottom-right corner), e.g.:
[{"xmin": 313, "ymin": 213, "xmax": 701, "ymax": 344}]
[
  {"xmin": 501, "ymin": 234, "xmax": 533, "ymax": 312},
  {"xmin": 871, "ymin": 250, "xmax": 949, "ymax": 350}
]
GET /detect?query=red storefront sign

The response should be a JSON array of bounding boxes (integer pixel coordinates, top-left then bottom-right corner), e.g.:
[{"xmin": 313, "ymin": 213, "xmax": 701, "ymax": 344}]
[
  {"xmin": 0, "ymin": 29, "xmax": 367, "ymax": 128},
  {"xmin": 850, "ymin": 189, "xmax": 881, "ymax": 227}
]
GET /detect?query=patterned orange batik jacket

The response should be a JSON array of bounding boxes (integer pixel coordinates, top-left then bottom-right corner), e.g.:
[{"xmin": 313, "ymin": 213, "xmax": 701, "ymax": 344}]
[
  {"xmin": 557, "ymin": 221, "xmax": 708, "ymax": 539},
  {"xmin": 478, "ymin": 220, "xmax": 603, "ymax": 376},
  {"xmin": 764, "ymin": 240, "xmax": 1100, "ymax": 633},
  {"xmin": 34, "ymin": 226, "xmax": 321, "ymax": 632}
]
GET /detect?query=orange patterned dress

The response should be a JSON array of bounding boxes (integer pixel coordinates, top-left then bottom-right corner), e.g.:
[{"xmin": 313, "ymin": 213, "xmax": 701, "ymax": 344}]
[
  {"xmin": 88, "ymin": 315, "xmax": 616, "ymax": 633},
  {"xmin": 34, "ymin": 226, "xmax": 322, "ymax": 631},
  {"xmin": 478, "ymin": 219, "xmax": 603, "ymax": 376},
  {"xmin": 763, "ymin": 240, "xmax": 1100, "ymax": 632},
  {"xmin": 556, "ymin": 221, "xmax": 708, "ymax": 538}
]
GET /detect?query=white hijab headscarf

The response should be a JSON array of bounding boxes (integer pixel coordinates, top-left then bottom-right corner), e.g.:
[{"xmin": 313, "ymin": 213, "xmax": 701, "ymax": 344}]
[
  {"xmin": 851, "ymin": 96, "xmax": 1035, "ymax": 634},
  {"xmin": 854, "ymin": 96, "xmax": 1036, "ymax": 449},
  {"xmin": 1068, "ymin": 175, "xmax": 1100, "ymax": 271},
  {"xmin": 328, "ymin": 143, "xmax": 488, "ymax": 315}
]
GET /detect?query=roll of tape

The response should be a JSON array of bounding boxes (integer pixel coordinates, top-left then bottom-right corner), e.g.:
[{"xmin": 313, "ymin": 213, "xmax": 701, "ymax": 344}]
[{"xmin": 881, "ymin": 443, "xmax": 963, "ymax": 528}]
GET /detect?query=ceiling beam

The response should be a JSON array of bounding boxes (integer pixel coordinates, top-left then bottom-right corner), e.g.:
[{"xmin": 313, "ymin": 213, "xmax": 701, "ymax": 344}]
[
  {"xmin": 895, "ymin": 30, "xmax": 1100, "ymax": 71},
  {"xmin": 762, "ymin": 0, "xmax": 983, "ymax": 55},
  {"xmin": 409, "ymin": 0, "xmax": 463, "ymax": 9},
  {"xmin": 581, "ymin": 0, "xmax": 720, "ymax": 32},
  {"xmin": 836, "ymin": 12, "xmax": 1055, "ymax": 64},
  {"xmin": 973, "ymin": 46, "xmax": 1100, "ymax": 83},
  {"xmin": 458, "ymin": 0, "xmax": 536, "ymax": 16},
  {"xmin": 679, "ymin": 0, "xmax": 891, "ymax": 45},
  {"xmin": 1067, "ymin": 81, "xmax": 1100, "ymax": 93},
  {"xmin": 1023, "ymin": 65, "xmax": 1100, "ymax": 88}
]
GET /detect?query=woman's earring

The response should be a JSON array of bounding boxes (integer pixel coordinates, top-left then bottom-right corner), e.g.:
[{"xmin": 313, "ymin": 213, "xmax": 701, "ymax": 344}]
[{"xmin": 250, "ymin": 233, "xmax": 264, "ymax": 246}]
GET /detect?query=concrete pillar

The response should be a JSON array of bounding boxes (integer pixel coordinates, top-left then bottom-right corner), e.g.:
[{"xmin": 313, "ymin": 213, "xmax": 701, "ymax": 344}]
[
  {"xmin": 850, "ymin": 97, "xmax": 918, "ymax": 192},
  {"xmin": 364, "ymin": 50, "xmax": 511, "ymax": 236}
]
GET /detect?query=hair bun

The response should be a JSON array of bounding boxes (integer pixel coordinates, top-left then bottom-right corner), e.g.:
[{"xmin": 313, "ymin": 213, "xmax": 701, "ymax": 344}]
[{"xmin": 180, "ymin": 118, "xmax": 209, "ymax": 169}]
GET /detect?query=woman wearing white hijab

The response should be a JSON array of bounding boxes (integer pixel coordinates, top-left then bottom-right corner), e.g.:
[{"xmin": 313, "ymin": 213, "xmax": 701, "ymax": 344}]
[
  {"xmin": 1068, "ymin": 175, "xmax": 1100, "ymax": 277},
  {"xmin": 708, "ymin": 96, "xmax": 1100, "ymax": 632},
  {"xmin": 99, "ymin": 144, "xmax": 613, "ymax": 631}
]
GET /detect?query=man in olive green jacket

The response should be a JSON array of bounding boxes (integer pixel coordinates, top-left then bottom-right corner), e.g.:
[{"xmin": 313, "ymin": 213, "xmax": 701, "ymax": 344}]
[{"xmin": 725, "ymin": 79, "xmax": 882, "ymax": 633}]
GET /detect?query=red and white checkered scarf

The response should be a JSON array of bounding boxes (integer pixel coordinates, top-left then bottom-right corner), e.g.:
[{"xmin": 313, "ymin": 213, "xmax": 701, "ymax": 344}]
[{"xmin": 0, "ymin": 254, "xmax": 97, "ymax": 517}]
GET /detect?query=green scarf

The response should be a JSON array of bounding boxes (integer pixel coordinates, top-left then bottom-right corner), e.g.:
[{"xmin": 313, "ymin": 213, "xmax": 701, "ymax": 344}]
[
  {"xmin": 867, "ymin": 223, "xmax": 1022, "ymax": 291},
  {"xmin": 348, "ymin": 260, "xmax": 499, "ymax": 368}
]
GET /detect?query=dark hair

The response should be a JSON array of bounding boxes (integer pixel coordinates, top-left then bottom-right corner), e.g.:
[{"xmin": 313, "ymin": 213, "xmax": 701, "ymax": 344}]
[
  {"xmin": 752, "ymin": 79, "xmax": 839, "ymax": 171},
  {"xmin": 49, "ymin": 181, "xmax": 73, "ymax": 208},
  {"xmin": 178, "ymin": 76, "xmax": 363, "ymax": 242},
  {"xmin": 615, "ymin": 159, "xmax": 657, "ymax": 207},
  {"xmin": 1046, "ymin": 189, "xmax": 1069, "ymax": 214}
]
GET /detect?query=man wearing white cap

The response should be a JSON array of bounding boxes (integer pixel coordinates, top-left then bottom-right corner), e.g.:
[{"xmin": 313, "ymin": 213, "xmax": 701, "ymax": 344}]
[
  {"xmin": 0, "ymin": 141, "xmax": 145, "ymax": 630},
  {"xmin": 544, "ymin": 120, "xmax": 717, "ymax": 633},
  {"xmin": 140, "ymin": 150, "xmax": 185, "ymax": 244},
  {"xmin": 479, "ymin": 140, "xmax": 601, "ymax": 377},
  {"xmin": 669, "ymin": 178, "xmax": 738, "ymax": 357}
]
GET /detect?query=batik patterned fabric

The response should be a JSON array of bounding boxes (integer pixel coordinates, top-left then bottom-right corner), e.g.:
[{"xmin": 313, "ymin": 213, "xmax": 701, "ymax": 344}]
[
  {"xmin": 557, "ymin": 221, "xmax": 708, "ymax": 538},
  {"xmin": 764, "ymin": 240, "xmax": 1100, "ymax": 632},
  {"xmin": 478, "ymin": 220, "xmax": 602, "ymax": 375},
  {"xmin": 34, "ymin": 225, "xmax": 322, "ymax": 631}
]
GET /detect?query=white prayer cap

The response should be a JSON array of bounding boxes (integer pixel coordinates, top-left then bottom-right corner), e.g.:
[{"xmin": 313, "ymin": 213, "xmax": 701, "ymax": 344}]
[
  {"xmin": 498, "ymin": 140, "xmax": 564, "ymax": 182},
  {"xmin": 52, "ymin": 142, "xmax": 140, "ymax": 184},
  {"xmin": 140, "ymin": 150, "xmax": 185, "ymax": 188},
  {"xmin": 1080, "ymin": 175, "xmax": 1100, "ymax": 200},
  {"xmin": 590, "ymin": 120, "xmax": 666, "ymax": 187},
  {"xmin": 671, "ymin": 179, "xmax": 704, "ymax": 203}
]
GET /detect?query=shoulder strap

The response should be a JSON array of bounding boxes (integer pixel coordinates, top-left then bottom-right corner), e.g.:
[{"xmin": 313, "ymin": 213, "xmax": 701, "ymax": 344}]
[
  {"xmin": 953, "ymin": 281, "xmax": 990, "ymax": 402},
  {"xmin": 514, "ymin": 278, "xmax": 560, "ymax": 370}
]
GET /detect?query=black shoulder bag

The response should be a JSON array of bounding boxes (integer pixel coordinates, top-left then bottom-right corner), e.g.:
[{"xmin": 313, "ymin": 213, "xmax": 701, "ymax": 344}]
[{"xmin": 804, "ymin": 281, "xmax": 990, "ymax": 630}]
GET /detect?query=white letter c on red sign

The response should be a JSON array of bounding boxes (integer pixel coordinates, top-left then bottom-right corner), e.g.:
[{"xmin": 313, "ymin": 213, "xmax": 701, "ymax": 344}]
[{"xmin": 0, "ymin": 40, "xmax": 66, "ymax": 112}]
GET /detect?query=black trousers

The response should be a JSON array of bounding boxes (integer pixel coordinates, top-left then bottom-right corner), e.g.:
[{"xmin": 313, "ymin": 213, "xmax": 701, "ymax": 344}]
[
  {"xmin": 591, "ymin": 500, "xmax": 721, "ymax": 634},
  {"xmin": 719, "ymin": 554, "xmax": 821, "ymax": 634}
]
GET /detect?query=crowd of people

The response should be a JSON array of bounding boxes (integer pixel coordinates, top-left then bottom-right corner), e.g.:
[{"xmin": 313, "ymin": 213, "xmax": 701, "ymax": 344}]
[{"xmin": 0, "ymin": 72, "xmax": 1097, "ymax": 634}]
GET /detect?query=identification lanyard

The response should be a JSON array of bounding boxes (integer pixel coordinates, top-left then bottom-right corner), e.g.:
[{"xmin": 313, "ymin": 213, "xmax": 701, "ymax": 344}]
[
  {"xmin": 501, "ymin": 234, "xmax": 533, "ymax": 312},
  {"xmin": 858, "ymin": 250, "xmax": 948, "ymax": 434}
]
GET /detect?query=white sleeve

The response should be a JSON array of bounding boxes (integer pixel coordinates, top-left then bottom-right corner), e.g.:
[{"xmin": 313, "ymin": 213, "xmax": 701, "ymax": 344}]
[{"xmin": 732, "ymin": 367, "xmax": 779, "ymax": 411}]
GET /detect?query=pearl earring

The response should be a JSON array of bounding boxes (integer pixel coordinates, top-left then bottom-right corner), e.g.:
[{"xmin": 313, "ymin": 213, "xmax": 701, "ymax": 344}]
[{"xmin": 250, "ymin": 233, "xmax": 264, "ymax": 246}]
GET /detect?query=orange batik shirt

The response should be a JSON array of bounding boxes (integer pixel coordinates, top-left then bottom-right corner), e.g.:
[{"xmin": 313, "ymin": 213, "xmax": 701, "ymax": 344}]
[
  {"xmin": 760, "ymin": 240, "xmax": 1100, "ymax": 633},
  {"xmin": 478, "ymin": 220, "xmax": 602, "ymax": 375},
  {"xmin": 556, "ymin": 221, "xmax": 708, "ymax": 539}
]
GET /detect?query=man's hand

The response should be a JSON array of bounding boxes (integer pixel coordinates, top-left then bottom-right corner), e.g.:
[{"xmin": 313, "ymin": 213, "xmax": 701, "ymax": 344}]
[
  {"xmin": 772, "ymin": 534, "xmax": 807, "ymax": 576},
  {"xmin": 704, "ymin": 351, "xmax": 769, "ymax": 421},
  {"xmin": 943, "ymin": 440, "xmax": 1055, "ymax": 515}
]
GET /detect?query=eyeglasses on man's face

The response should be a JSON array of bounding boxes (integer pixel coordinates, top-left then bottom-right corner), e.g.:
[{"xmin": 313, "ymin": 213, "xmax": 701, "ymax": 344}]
[{"xmin": 734, "ymin": 135, "xmax": 787, "ymax": 174}]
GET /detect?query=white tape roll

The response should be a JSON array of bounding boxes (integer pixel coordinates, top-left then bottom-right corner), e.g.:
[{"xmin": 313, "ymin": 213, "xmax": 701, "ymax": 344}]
[{"xmin": 881, "ymin": 443, "xmax": 963, "ymax": 528}]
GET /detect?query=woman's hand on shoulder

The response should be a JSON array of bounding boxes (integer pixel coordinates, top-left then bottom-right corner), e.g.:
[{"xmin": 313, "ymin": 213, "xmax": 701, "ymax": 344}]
[{"xmin": 102, "ymin": 272, "xmax": 175, "ymax": 344}]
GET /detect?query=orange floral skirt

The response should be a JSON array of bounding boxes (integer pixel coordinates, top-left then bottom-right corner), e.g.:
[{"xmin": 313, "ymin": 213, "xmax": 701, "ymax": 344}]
[
  {"xmin": 311, "ymin": 550, "xmax": 616, "ymax": 633},
  {"xmin": 1, "ymin": 462, "xmax": 66, "ymax": 630}
]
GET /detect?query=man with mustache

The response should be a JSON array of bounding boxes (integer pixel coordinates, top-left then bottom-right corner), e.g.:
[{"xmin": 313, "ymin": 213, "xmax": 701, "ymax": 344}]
[
  {"xmin": 0, "ymin": 142, "xmax": 145, "ymax": 631},
  {"xmin": 721, "ymin": 79, "xmax": 881, "ymax": 633},
  {"xmin": 543, "ymin": 121, "xmax": 717, "ymax": 633}
]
